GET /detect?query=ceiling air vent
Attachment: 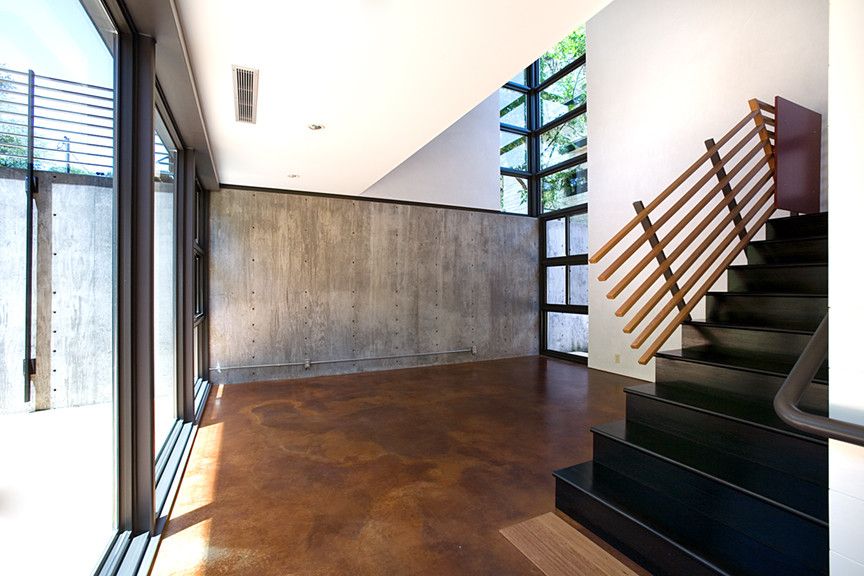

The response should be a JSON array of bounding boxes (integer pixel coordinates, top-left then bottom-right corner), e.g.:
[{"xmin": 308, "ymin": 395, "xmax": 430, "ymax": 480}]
[{"xmin": 232, "ymin": 65, "xmax": 259, "ymax": 123}]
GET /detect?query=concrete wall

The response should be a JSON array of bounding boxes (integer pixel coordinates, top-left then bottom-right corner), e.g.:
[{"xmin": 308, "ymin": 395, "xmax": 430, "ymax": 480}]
[
  {"xmin": 361, "ymin": 92, "xmax": 500, "ymax": 211},
  {"xmin": 208, "ymin": 188, "xmax": 539, "ymax": 384},
  {"xmin": 586, "ymin": 0, "xmax": 829, "ymax": 381},
  {"xmin": 828, "ymin": 0, "xmax": 864, "ymax": 573},
  {"xmin": 0, "ymin": 169, "xmax": 114, "ymax": 413}
]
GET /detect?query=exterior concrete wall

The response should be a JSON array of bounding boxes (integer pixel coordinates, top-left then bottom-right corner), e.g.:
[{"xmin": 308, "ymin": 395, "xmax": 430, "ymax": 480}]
[
  {"xmin": 360, "ymin": 92, "xmax": 500, "ymax": 211},
  {"xmin": 209, "ymin": 188, "xmax": 539, "ymax": 384},
  {"xmin": 586, "ymin": 0, "xmax": 829, "ymax": 381},
  {"xmin": 828, "ymin": 0, "xmax": 864, "ymax": 572},
  {"xmin": 0, "ymin": 169, "xmax": 114, "ymax": 413}
]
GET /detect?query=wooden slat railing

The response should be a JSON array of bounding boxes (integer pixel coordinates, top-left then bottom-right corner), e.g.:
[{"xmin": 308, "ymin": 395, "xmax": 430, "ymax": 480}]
[{"xmin": 592, "ymin": 99, "xmax": 777, "ymax": 364}]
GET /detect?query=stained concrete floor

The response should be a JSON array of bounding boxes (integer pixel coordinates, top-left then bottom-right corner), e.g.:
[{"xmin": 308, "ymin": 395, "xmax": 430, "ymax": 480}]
[{"xmin": 151, "ymin": 356, "xmax": 642, "ymax": 576}]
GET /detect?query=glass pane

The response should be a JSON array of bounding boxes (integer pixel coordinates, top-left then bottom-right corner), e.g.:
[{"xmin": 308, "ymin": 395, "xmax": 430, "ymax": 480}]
[
  {"xmin": 568, "ymin": 212, "xmax": 589, "ymax": 255},
  {"xmin": 500, "ymin": 174, "xmax": 528, "ymax": 214},
  {"xmin": 568, "ymin": 265, "xmax": 588, "ymax": 306},
  {"xmin": 546, "ymin": 266, "xmax": 566, "ymax": 304},
  {"xmin": 499, "ymin": 88, "xmax": 527, "ymax": 128},
  {"xmin": 193, "ymin": 325, "xmax": 201, "ymax": 383},
  {"xmin": 154, "ymin": 120, "xmax": 178, "ymax": 456},
  {"xmin": 547, "ymin": 312, "xmax": 589, "ymax": 356},
  {"xmin": 540, "ymin": 25, "xmax": 586, "ymax": 83},
  {"xmin": 500, "ymin": 130, "xmax": 528, "ymax": 171},
  {"xmin": 509, "ymin": 69, "xmax": 527, "ymax": 86},
  {"xmin": 542, "ymin": 163, "xmax": 588, "ymax": 213},
  {"xmin": 0, "ymin": 1, "xmax": 119, "ymax": 572},
  {"xmin": 540, "ymin": 113, "xmax": 587, "ymax": 170},
  {"xmin": 540, "ymin": 65, "xmax": 586, "ymax": 126},
  {"xmin": 545, "ymin": 217, "xmax": 565, "ymax": 257}
]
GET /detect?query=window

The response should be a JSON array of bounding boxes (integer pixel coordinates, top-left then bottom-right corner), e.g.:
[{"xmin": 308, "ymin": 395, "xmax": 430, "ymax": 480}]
[
  {"xmin": 498, "ymin": 25, "xmax": 587, "ymax": 217},
  {"xmin": 499, "ymin": 25, "xmax": 590, "ymax": 361}
]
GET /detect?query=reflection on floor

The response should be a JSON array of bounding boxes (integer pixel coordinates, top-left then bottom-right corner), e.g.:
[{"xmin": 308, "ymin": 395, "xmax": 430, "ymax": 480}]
[
  {"xmin": 0, "ymin": 403, "xmax": 114, "ymax": 575},
  {"xmin": 152, "ymin": 356, "xmax": 642, "ymax": 575}
]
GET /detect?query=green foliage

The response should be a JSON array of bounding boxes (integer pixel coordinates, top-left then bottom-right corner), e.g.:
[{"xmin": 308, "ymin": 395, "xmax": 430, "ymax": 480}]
[{"xmin": 539, "ymin": 25, "xmax": 586, "ymax": 82}]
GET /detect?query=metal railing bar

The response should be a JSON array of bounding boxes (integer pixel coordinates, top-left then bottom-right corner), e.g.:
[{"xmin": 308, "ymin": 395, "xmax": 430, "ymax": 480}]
[
  {"xmin": 32, "ymin": 144, "xmax": 114, "ymax": 160},
  {"xmin": 0, "ymin": 152, "xmax": 29, "ymax": 161},
  {"xmin": 610, "ymin": 150, "xmax": 771, "ymax": 302},
  {"xmin": 34, "ymin": 104, "xmax": 113, "ymax": 123},
  {"xmin": 775, "ymin": 314, "xmax": 864, "ymax": 447},
  {"xmin": 32, "ymin": 84, "xmax": 114, "ymax": 103},
  {"xmin": 599, "ymin": 125, "xmax": 764, "ymax": 283},
  {"xmin": 34, "ymin": 73, "xmax": 112, "ymax": 93},
  {"xmin": 0, "ymin": 139, "xmax": 26, "ymax": 149},
  {"xmin": 0, "ymin": 94, "xmax": 27, "ymax": 105},
  {"xmin": 33, "ymin": 158, "xmax": 113, "ymax": 169},
  {"xmin": 0, "ymin": 78, "xmax": 28, "ymax": 88},
  {"xmin": 0, "ymin": 66, "xmax": 28, "ymax": 77},
  {"xmin": 622, "ymin": 170, "xmax": 773, "ymax": 330},
  {"xmin": 33, "ymin": 124, "xmax": 113, "ymax": 140},
  {"xmin": 590, "ymin": 109, "xmax": 760, "ymax": 265},
  {"xmin": 634, "ymin": 187, "xmax": 776, "ymax": 355},
  {"xmin": 211, "ymin": 348, "xmax": 475, "ymax": 372},
  {"xmin": 34, "ymin": 96, "xmax": 114, "ymax": 114},
  {"xmin": 23, "ymin": 133, "xmax": 113, "ymax": 148},
  {"xmin": 35, "ymin": 114, "xmax": 112, "ymax": 131},
  {"xmin": 0, "ymin": 109, "xmax": 28, "ymax": 119}
]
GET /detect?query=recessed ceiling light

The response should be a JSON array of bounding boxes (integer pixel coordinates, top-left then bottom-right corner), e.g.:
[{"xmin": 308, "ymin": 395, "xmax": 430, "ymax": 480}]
[{"xmin": 308, "ymin": 123, "xmax": 325, "ymax": 130}]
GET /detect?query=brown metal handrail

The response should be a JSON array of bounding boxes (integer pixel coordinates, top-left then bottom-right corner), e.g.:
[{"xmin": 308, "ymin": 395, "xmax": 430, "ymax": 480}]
[
  {"xmin": 775, "ymin": 313, "xmax": 864, "ymax": 447},
  {"xmin": 591, "ymin": 99, "xmax": 777, "ymax": 364}
]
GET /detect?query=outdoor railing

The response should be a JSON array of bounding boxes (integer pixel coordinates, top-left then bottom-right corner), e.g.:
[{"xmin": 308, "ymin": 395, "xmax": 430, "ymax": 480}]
[{"xmin": 0, "ymin": 67, "xmax": 115, "ymax": 174}]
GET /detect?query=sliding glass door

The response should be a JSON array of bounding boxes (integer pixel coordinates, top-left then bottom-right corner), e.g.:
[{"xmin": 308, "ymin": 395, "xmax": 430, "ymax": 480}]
[{"xmin": 0, "ymin": 1, "xmax": 118, "ymax": 573}]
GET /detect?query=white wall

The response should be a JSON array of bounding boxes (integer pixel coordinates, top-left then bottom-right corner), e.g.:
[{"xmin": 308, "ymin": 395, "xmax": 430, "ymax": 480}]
[
  {"xmin": 361, "ymin": 92, "xmax": 500, "ymax": 210},
  {"xmin": 586, "ymin": 0, "xmax": 828, "ymax": 381},
  {"xmin": 828, "ymin": 0, "xmax": 864, "ymax": 573}
]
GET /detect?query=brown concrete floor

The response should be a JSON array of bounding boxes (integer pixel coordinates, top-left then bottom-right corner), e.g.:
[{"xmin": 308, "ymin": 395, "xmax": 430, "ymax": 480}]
[{"xmin": 151, "ymin": 356, "xmax": 643, "ymax": 576}]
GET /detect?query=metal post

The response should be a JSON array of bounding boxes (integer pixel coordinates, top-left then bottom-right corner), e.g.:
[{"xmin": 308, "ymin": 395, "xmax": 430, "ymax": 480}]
[
  {"xmin": 633, "ymin": 200, "xmax": 690, "ymax": 320},
  {"xmin": 23, "ymin": 70, "xmax": 36, "ymax": 402},
  {"xmin": 705, "ymin": 138, "xmax": 747, "ymax": 241},
  {"xmin": 64, "ymin": 136, "xmax": 71, "ymax": 173}
]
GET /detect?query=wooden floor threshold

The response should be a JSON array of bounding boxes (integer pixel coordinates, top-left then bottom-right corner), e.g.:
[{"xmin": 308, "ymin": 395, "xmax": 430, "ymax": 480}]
[{"xmin": 501, "ymin": 512, "xmax": 646, "ymax": 576}]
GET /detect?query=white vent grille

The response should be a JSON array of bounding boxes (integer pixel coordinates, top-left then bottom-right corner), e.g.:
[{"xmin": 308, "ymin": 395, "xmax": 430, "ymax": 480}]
[{"xmin": 232, "ymin": 66, "xmax": 258, "ymax": 123}]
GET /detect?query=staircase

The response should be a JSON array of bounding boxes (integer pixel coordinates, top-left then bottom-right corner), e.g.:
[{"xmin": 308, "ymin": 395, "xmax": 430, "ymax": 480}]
[{"xmin": 555, "ymin": 211, "xmax": 829, "ymax": 575}]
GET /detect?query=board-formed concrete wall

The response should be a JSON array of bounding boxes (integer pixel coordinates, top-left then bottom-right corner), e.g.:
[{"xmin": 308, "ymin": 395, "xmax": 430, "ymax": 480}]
[{"xmin": 209, "ymin": 188, "xmax": 539, "ymax": 384}]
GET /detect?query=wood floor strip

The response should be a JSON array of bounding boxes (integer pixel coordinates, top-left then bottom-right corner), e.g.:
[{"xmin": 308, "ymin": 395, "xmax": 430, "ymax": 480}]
[{"xmin": 500, "ymin": 513, "xmax": 641, "ymax": 576}]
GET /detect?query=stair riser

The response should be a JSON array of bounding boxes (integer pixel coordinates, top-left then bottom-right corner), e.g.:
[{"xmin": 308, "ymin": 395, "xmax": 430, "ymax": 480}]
[
  {"xmin": 556, "ymin": 466, "xmax": 823, "ymax": 576},
  {"xmin": 766, "ymin": 214, "xmax": 828, "ymax": 240},
  {"xmin": 626, "ymin": 392, "xmax": 828, "ymax": 486},
  {"xmin": 683, "ymin": 324, "xmax": 810, "ymax": 358},
  {"xmin": 706, "ymin": 294, "xmax": 827, "ymax": 331},
  {"xmin": 727, "ymin": 266, "xmax": 827, "ymax": 294},
  {"xmin": 745, "ymin": 238, "xmax": 827, "ymax": 264},
  {"xmin": 656, "ymin": 357, "xmax": 828, "ymax": 406},
  {"xmin": 592, "ymin": 434, "xmax": 827, "ymax": 572},
  {"xmin": 681, "ymin": 324, "xmax": 829, "ymax": 379},
  {"xmin": 555, "ymin": 477, "xmax": 726, "ymax": 576}
]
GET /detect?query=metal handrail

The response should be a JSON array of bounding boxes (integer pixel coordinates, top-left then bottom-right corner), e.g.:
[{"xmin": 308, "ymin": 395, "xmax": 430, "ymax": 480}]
[{"xmin": 774, "ymin": 313, "xmax": 864, "ymax": 447}]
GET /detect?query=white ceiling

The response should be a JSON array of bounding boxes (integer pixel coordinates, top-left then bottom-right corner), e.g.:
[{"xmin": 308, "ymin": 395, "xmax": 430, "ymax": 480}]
[{"xmin": 174, "ymin": 0, "xmax": 611, "ymax": 194}]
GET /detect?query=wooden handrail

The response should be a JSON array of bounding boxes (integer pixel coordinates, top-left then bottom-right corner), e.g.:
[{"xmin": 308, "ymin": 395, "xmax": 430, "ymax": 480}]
[
  {"xmin": 630, "ymin": 185, "xmax": 776, "ymax": 351},
  {"xmin": 591, "ymin": 98, "xmax": 792, "ymax": 366},
  {"xmin": 637, "ymin": 199, "xmax": 777, "ymax": 363},
  {"xmin": 605, "ymin": 144, "xmax": 768, "ymax": 299},
  {"xmin": 597, "ymin": 122, "xmax": 763, "ymax": 282},
  {"xmin": 589, "ymin": 109, "xmax": 759, "ymax": 265},
  {"xmin": 618, "ymin": 167, "xmax": 774, "ymax": 325}
]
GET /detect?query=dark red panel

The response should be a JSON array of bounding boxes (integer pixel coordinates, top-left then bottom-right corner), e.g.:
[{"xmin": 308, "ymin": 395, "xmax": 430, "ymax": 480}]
[{"xmin": 775, "ymin": 96, "xmax": 822, "ymax": 214}]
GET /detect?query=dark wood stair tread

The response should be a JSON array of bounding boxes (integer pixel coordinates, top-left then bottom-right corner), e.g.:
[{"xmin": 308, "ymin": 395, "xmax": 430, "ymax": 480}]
[
  {"xmin": 625, "ymin": 382, "xmax": 828, "ymax": 444},
  {"xmin": 555, "ymin": 462, "xmax": 825, "ymax": 576},
  {"xmin": 591, "ymin": 420, "xmax": 828, "ymax": 524},
  {"xmin": 655, "ymin": 346, "xmax": 828, "ymax": 384}
]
